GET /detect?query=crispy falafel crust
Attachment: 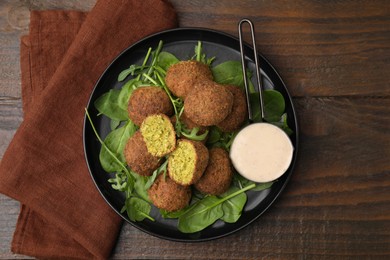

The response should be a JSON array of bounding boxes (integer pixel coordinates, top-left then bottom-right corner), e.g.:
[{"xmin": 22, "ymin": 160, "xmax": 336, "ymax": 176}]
[
  {"xmin": 194, "ymin": 147, "xmax": 233, "ymax": 195},
  {"xmin": 184, "ymin": 82, "xmax": 234, "ymax": 126},
  {"xmin": 217, "ymin": 85, "xmax": 248, "ymax": 132},
  {"xmin": 165, "ymin": 60, "xmax": 213, "ymax": 98},
  {"xmin": 168, "ymin": 139, "xmax": 209, "ymax": 186},
  {"xmin": 124, "ymin": 131, "xmax": 161, "ymax": 176},
  {"xmin": 128, "ymin": 86, "xmax": 173, "ymax": 126},
  {"xmin": 148, "ymin": 173, "xmax": 191, "ymax": 212}
]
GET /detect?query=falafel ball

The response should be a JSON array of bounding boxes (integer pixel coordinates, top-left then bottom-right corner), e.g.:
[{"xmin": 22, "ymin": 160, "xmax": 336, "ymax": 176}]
[
  {"xmin": 216, "ymin": 85, "xmax": 248, "ymax": 132},
  {"xmin": 184, "ymin": 82, "xmax": 234, "ymax": 126},
  {"xmin": 124, "ymin": 131, "xmax": 161, "ymax": 176},
  {"xmin": 165, "ymin": 60, "xmax": 213, "ymax": 98},
  {"xmin": 128, "ymin": 86, "xmax": 173, "ymax": 126},
  {"xmin": 148, "ymin": 173, "xmax": 191, "ymax": 212},
  {"xmin": 168, "ymin": 139, "xmax": 209, "ymax": 186},
  {"xmin": 140, "ymin": 114, "xmax": 176, "ymax": 157},
  {"xmin": 194, "ymin": 147, "xmax": 233, "ymax": 195}
]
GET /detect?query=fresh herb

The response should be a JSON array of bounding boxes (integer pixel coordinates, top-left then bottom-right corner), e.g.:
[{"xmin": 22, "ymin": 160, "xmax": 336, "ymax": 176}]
[
  {"xmin": 94, "ymin": 89, "xmax": 129, "ymax": 121},
  {"xmin": 99, "ymin": 120, "xmax": 136, "ymax": 173},
  {"xmin": 85, "ymin": 109, "xmax": 154, "ymax": 222},
  {"xmin": 177, "ymin": 183, "xmax": 255, "ymax": 233}
]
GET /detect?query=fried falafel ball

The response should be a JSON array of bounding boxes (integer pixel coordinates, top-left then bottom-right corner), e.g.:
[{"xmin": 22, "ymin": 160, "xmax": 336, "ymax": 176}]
[
  {"xmin": 216, "ymin": 85, "xmax": 248, "ymax": 132},
  {"xmin": 168, "ymin": 139, "xmax": 209, "ymax": 186},
  {"xmin": 140, "ymin": 114, "xmax": 176, "ymax": 157},
  {"xmin": 165, "ymin": 60, "xmax": 213, "ymax": 98},
  {"xmin": 148, "ymin": 173, "xmax": 191, "ymax": 212},
  {"xmin": 128, "ymin": 86, "xmax": 173, "ymax": 126},
  {"xmin": 194, "ymin": 147, "xmax": 233, "ymax": 195},
  {"xmin": 124, "ymin": 131, "xmax": 161, "ymax": 176},
  {"xmin": 184, "ymin": 82, "xmax": 234, "ymax": 126}
]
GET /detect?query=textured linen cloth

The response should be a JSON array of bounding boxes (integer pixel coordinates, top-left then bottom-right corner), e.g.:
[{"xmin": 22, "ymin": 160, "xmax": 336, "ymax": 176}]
[{"xmin": 0, "ymin": 0, "xmax": 177, "ymax": 258}]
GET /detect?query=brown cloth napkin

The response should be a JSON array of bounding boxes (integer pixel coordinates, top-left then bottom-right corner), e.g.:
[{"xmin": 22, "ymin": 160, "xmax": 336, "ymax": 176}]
[{"xmin": 0, "ymin": 0, "xmax": 177, "ymax": 259}]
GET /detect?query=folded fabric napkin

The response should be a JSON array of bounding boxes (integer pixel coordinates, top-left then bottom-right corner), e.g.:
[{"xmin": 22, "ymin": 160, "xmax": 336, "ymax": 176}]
[{"xmin": 0, "ymin": 0, "xmax": 177, "ymax": 258}]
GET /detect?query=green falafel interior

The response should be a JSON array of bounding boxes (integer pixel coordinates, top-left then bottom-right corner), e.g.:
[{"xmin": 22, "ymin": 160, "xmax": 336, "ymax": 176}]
[
  {"xmin": 141, "ymin": 114, "xmax": 176, "ymax": 157},
  {"xmin": 88, "ymin": 40, "xmax": 292, "ymax": 233},
  {"xmin": 168, "ymin": 141, "xmax": 196, "ymax": 185}
]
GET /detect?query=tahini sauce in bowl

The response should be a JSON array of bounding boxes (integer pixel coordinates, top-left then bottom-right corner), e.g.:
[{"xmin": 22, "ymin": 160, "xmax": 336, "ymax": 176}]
[{"xmin": 230, "ymin": 123, "xmax": 293, "ymax": 183}]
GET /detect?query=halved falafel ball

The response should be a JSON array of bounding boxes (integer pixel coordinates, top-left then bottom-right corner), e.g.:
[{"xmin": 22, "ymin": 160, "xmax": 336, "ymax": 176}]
[
  {"xmin": 124, "ymin": 131, "xmax": 160, "ymax": 176},
  {"xmin": 148, "ymin": 173, "xmax": 191, "ymax": 212},
  {"xmin": 128, "ymin": 86, "xmax": 173, "ymax": 126},
  {"xmin": 184, "ymin": 82, "xmax": 234, "ymax": 126},
  {"xmin": 140, "ymin": 114, "xmax": 176, "ymax": 157},
  {"xmin": 168, "ymin": 139, "xmax": 209, "ymax": 186},
  {"xmin": 165, "ymin": 60, "xmax": 213, "ymax": 98},
  {"xmin": 216, "ymin": 85, "xmax": 248, "ymax": 132},
  {"xmin": 194, "ymin": 147, "xmax": 233, "ymax": 195}
]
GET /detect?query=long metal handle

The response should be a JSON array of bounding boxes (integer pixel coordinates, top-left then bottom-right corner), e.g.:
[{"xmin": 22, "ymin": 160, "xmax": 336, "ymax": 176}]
[{"xmin": 238, "ymin": 18, "xmax": 265, "ymax": 121}]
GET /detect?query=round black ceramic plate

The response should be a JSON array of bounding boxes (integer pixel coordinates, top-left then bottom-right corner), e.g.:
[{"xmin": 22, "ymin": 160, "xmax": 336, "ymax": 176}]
[{"xmin": 83, "ymin": 28, "xmax": 298, "ymax": 242}]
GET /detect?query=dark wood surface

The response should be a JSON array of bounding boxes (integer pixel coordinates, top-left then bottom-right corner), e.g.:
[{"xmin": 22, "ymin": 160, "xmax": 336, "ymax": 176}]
[{"xmin": 1, "ymin": 0, "xmax": 389, "ymax": 259}]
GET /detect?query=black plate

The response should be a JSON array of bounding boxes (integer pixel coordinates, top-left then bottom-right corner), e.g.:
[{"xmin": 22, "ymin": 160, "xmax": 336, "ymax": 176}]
[{"xmin": 83, "ymin": 28, "xmax": 298, "ymax": 242}]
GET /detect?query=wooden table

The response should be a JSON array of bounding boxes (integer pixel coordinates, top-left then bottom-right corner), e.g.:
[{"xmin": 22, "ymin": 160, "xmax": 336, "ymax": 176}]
[{"xmin": 1, "ymin": 0, "xmax": 389, "ymax": 258}]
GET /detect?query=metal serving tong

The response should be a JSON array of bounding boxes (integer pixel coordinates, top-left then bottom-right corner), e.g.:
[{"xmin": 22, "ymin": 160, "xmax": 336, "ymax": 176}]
[{"xmin": 238, "ymin": 18, "xmax": 265, "ymax": 122}]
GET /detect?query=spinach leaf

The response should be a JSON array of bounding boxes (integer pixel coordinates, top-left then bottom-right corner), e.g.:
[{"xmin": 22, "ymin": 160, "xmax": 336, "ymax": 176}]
[
  {"xmin": 99, "ymin": 121, "xmax": 136, "ymax": 172},
  {"xmin": 212, "ymin": 61, "xmax": 254, "ymax": 92},
  {"xmin": 94, "ymin": 89, "xmax": 129, "ymax": 121},
  {"xmin": 157, "ymin": 51, "xmax": 179, "ymax": 70},
  {"xmin": 117, "ymin": 79, "xmax": 142, "ymax": 111},
  {"xmin": 133, "ymin": 174, "xmax": 151, "ymax": 202},
  {"xmin": 177, "ymin": 184, "xmax": 256, "ymax": 233},
  {"xmin": 220, "ymin": 186, "xmax": 247, "ymax": 223},
  {"xmin": 250, "ymin": 89, "xmax": 285, "ymax": 122},
  {"xmin": 110, "ymin": 119, "xmax": 121, "ymax": 130},
  {"xmin": 178, "ymin": 196, "xmax": 224, "ymax": 233},
  {"xmin": 125, "ymin": 197, "xmax": 154, "ymax": 222},
  {"xmin": 271, "ymin": 113, "xmax": 294, "ymax": 136}
]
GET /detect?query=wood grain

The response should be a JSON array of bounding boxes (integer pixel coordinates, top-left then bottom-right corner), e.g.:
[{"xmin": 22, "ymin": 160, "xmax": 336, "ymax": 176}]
[{"xmin": 0, "ymin": 0, "xmax": 389, "ymax": 259}]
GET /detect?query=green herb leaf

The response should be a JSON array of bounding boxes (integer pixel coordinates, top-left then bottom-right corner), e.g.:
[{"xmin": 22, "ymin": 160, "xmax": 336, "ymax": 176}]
[
  {"xmin": 178, "ymin": 196, "xmax": 224, "ymax": 233},
  {"xmin": 110, "ymin": 119, "xmax": 121, "ymax": 130},
  {"xmin": 157, "ymin": 51, "xmax": 179, "ymax": 70},
  {"xmin": 133, "ymin": 173, "xmax": 151, "ymax": 202},
  {"xmin": 271, "ymin": 113, "xmax": 294, "ymax": 136},
  {"xmin": 94, "ymin": 89, "xmax": 129, "ymax": 121},
  {"xmin": 99, "ymin": 120, "xmax": 136, "ymax": 172},
  {"xmin": 220, "ymin": 186, "xmax": 247, "ymax": 223},
  {"xmin": 181, "ymin": 127, "xmax": 209, "ymax": 141},
  {"xmin": 117, "ymin": 79, "xmax": 143, "ymax": 111},
  {"xmin": 125, "ymin": 197, "xmax": 154, "ymax": 222},
  {"xmin": 212, "ymin": 61, "xmax": 254, "ymax": 91},
  {"xmin": 250, "ymin": 89, "xmax": 285, "ymax": 122}
]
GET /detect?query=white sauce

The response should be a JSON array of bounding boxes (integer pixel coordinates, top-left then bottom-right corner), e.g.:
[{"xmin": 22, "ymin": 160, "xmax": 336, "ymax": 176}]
[{"xmin": 230, "ymin": 123, "xmax": 294, "ymax": 183}]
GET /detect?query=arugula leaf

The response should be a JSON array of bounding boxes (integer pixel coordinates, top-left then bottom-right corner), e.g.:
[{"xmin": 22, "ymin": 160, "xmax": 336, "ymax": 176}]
[
  {"xmin": 99, "ymin": 120, "xmax": 136, "ymax": 172},
  {"xmin": 193, "ymin": 41, "xmax": 215, "ymax": 65},
  {"xmin": 94, "ymin": 89, "xmax": 129, "ymax": 121}
]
